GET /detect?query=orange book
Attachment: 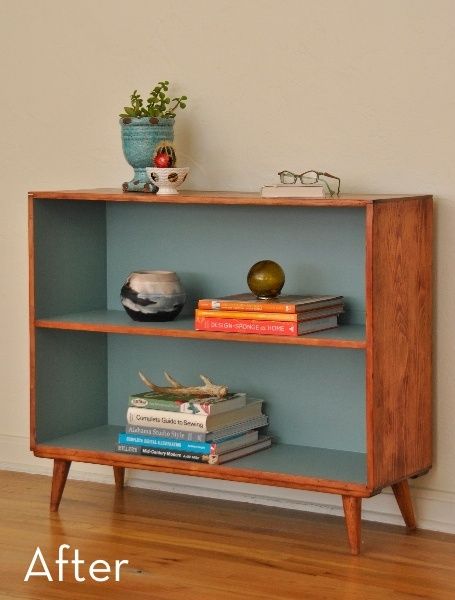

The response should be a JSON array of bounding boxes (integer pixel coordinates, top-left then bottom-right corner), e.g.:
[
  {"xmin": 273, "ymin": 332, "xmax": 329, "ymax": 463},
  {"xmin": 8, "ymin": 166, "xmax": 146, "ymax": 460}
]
[
  {"xmin": 195, "ymin": 306, "xmax": 343, "ymax": 322},
  {"xmin": 195, "ymin": 315, "xmax": 338, "ymax": 337},
  {"xmin": 197, "ymin": 293, "xmax": 343, "ymax": 314}
]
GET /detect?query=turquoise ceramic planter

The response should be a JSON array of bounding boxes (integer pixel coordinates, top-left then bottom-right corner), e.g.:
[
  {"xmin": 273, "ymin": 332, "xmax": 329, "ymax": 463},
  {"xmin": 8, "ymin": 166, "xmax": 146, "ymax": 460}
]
[{"xmin": 120, "ymin": 117, "xmax": 174, "ymax": 192}]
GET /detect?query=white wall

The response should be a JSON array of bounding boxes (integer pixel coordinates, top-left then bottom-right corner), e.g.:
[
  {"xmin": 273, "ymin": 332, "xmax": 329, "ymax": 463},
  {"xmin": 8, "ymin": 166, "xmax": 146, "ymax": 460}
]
[{"xmin": 1, "ymin": 0, "xmax": 454, "ymax": 532}]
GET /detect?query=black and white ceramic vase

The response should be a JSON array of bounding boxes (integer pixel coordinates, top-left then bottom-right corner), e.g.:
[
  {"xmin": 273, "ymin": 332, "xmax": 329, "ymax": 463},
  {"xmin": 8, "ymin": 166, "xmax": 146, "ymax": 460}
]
[{"xmin": 120, "ymin": 271, "xmax": 186, "ymax": 322}]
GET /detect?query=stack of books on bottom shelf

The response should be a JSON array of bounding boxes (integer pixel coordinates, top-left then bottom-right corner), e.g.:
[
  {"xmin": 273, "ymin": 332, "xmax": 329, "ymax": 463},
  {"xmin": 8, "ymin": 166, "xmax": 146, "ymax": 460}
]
[
  {"xmin": 195, "ymin": 293, "xmax": 344, "ymax": 337},
  {"xmin": 116, "ymin": 391, "xmax": 271, "ymax": 465}
]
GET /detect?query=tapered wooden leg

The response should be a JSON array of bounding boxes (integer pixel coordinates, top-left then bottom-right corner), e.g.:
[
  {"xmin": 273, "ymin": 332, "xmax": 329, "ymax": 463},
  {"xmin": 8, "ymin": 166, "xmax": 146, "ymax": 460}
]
[
  {"xmin": 113, "ymin": 466, "xmax": 125, "ymax": 490},
  {"xmin": 392, "ymin": 480, "xmax": 416, "ymax": 529},
  {"xmin": 342, "ymin": 495, "xmax": 362, "ymax": 555},
  {"xmin": 50, "ymin": 459, "xmax": 71, "ymax": 512}
]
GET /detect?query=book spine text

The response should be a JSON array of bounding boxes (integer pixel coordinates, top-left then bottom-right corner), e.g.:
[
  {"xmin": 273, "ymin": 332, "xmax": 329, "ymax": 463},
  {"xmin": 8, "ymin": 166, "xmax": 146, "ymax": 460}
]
[
  {"xmin": 195, "ymin": 316, "xmax": 300, "ymax": 336},
  {"xmin": 125, "ymin": 425, "xmax": 207, "ymax": 441},
  {"xmin": 118, "ymin": 433, "xmax": 215, "ymax": 454},
  {"xmin": 195, "ymin": 307, "xmax": 342, "ymax": 322},
  {"xmin": 116, "ymin": 444, "xmax": 215, "ymax": 463},
  {"xmin": 126, "ymin": 406, "xmax": 210, "ymax": 432},
  {"xmin": 197, "ymin": 300, "xmax": 296, "ymax": 313}
]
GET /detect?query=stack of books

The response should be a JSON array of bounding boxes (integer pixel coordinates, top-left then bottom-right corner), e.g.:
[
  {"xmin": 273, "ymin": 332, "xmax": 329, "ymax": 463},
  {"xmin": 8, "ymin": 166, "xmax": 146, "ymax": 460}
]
[
  {"xmin": 116, "ymin": 390, "xmax": 271, "ymax": 464},
  {"xmin": 195, "ymin": 294, "xmax": 344, "ymax": 337}
]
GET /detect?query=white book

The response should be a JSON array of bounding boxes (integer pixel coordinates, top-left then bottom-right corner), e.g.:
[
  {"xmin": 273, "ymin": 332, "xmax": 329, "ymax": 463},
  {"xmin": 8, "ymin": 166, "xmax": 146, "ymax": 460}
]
[
  {"xmin": 126, "ymin": 400, "xmax": 264, "ymax": 433},
  {"xmin": 261, "ymin": 184, "xmax": 325, "ymax": 198}
]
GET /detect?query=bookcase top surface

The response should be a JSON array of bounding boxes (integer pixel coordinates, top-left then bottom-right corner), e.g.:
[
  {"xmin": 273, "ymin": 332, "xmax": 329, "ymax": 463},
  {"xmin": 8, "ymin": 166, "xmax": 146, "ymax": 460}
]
[{"xmin": 29, "ymin": 189, "xmax": 432, "ymax": 207}]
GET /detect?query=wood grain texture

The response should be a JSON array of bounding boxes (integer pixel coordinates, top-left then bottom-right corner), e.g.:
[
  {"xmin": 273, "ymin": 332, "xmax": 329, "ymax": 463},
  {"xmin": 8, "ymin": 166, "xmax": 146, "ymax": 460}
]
[
  {"xmin": 113, "ymin": 466, "xmax": 125, "ymax": 490},
  {"xmin": 342, "ymin": 495, "xmax": 362, "ymax": 555},
  {"xmin": 392, "ymin": 480, "xmax": 417, "ymax": 529},
  {"xmin": 28, "ymin": 194, "xmax": 37, "ymax": 450},
  {"xmin": 2, "ymin": 470, "xmax": 455, "ymax": 599},
  {"xmin": 365, "ymin": 205, "xmax": 375, "ymax": 488},
  {"xmin": 369, "ymin": 197, "xmax": 432, "ymax": 490},
  {"xmin": 50, "ymin": 460, "xmax": 71, "ymax": 511},
  {"xmin": 34, "ymin": 318, "xmax": 366, "ymax": 348},
  {"xmin": 29, "ymin": 189, "xmax": 430, "ymax": 207},
  {"xmin": 34, "ymin": 445, "xmax": 371, "ymax": 497},
  {"xmin": 28, "ymin": 190, "xmax": 433, "ymax": 555}
]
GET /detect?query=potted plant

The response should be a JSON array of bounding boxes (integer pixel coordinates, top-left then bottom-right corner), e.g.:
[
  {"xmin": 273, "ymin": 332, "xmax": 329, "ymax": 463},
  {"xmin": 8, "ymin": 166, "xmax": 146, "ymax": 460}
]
[{"xmin": 119, "ymin": 81, "xmax": 188, "ymax": 192}]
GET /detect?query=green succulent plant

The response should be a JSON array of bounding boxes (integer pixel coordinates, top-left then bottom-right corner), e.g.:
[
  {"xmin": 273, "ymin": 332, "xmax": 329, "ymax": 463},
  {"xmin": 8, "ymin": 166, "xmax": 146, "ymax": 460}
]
[{"xmin": 120, "ymin": 81, "xmax": 188, "ymax": 119}]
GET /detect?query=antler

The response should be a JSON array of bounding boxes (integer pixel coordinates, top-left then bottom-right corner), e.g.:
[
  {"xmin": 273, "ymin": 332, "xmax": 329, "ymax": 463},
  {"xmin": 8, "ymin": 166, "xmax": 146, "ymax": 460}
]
[
  {"xmin": 138, "ymin": 371, "xmax": 228, "ymax": 398},
  {"xmin": 164, "ymin": 372, "xmax": 183, "ymax": 387}
]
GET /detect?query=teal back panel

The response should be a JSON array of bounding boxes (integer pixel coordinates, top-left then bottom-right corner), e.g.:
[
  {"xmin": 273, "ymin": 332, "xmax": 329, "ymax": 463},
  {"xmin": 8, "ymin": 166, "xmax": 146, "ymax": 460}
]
[
  {"xmin": 106, "ymin": 204, "xmax": 366, "ymax": 324},
  {"xmin": 35, "ymin": 329, "xmax": 108, "ymax": 441},
  {"xmin": 34, "ymin": 200, "xmax": 107, "ymax": 318},
  {"xmin": 107, "ymin": 335, "xmax": 365, "ymax": 453}
]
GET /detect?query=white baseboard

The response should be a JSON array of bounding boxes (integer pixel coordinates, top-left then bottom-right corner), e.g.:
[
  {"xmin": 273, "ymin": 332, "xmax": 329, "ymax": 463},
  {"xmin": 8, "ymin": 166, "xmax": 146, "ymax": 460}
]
[{"xmin": 1, "ymin": 433, "xmax": 454, "ymax": 534}]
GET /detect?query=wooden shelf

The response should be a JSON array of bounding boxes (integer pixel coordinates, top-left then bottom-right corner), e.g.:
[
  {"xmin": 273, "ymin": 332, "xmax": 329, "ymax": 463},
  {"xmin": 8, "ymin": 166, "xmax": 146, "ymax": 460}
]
[
  {"xmin": 30, "ymin": 188, "xmax": 431, "ymax": 207},
  {"xmin": 35, "ymin": 310, "xmax": 366, "ymax": 348},
  {"xmin": 35, "ymin": 425, "xmax": 367, "ymax": 492}
]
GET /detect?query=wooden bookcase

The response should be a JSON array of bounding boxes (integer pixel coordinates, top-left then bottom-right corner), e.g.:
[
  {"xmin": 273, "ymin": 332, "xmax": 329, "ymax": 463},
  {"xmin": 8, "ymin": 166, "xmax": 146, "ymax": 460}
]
[{"xmin": 28, "ymin": 189, "xmax": 432, "ymax": 554}]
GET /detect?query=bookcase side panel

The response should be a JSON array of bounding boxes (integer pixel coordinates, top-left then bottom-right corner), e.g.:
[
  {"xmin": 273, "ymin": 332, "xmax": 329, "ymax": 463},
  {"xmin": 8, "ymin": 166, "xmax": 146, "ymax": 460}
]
[
  {"xmin": 34, "ymin": 199, "xmax": 107, "ymax": 318},
  {"xmin": 34, "ymin": 330, "xmax": 108, "ymax": 443},
  {"xmin": 370, "ymin": 197, "xmax": 432, "ymax": 489}
]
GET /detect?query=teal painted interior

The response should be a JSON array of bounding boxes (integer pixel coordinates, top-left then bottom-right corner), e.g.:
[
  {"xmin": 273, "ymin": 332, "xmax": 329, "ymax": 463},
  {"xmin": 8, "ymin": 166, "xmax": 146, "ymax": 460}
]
[
  {"xmin": 107, "ymin": 335, "xmax": 365, "ymax": 453},
  {"xmin": 42, "ymin": 425, "xmax": 366, "ymax": 483},
  {"xmin": 35, "ymin": 329, "xmax": 108, "ymax": 442},
  {"xmin": 37, "ymin": 310, "xmax": 366, "ymax": 343},
  {"xmin": 34, "ymin": 200, "xmax": 107, "ymax": 319},
  {"xmin": 106, "ymin": 204, "xmax": 366, "ymax": 324},
  {"xmin": 36, "ymin": 329, "xmax": 365, "ymax": 454},
  {"xmin": 34, "ymin": 200, "xmax": 366, "ymax": 323},
  {"xmin": 229, "ymin": 442, "xmax": 365, "ymax": 481},
  {"xmin": 33, "ymin": 198, "xmax": 367, "ymax": 481},
  {"xmin": 37, "ymin": 330, "xmax": 365, "ymax": 452}
]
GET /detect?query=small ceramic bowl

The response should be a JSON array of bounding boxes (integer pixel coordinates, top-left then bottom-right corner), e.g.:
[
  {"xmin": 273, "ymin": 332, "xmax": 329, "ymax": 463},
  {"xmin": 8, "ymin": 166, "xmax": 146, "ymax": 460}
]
[{"xmin": 149, "ymin": 167, "xmax": 189, "ymax": 195}]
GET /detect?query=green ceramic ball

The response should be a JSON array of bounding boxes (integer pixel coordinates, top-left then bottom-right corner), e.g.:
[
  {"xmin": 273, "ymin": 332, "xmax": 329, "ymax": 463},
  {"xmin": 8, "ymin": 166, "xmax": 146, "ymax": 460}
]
[{"xmin": 247, "ymin": 260, "xmax": 285, "ymax": 299}]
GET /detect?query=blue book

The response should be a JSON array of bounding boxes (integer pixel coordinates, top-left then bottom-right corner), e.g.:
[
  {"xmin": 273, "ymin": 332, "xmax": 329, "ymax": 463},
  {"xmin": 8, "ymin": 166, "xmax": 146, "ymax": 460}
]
[{"xmin": 117, "ymin": 430, "xmax": 259, "ymax": 455}]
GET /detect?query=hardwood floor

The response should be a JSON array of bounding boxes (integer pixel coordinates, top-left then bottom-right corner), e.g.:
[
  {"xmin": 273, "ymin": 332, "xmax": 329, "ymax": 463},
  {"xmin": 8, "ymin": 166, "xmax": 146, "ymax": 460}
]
[{"xmin": 0, "ymin": 470, "xmax": 454, "ymax": 599}]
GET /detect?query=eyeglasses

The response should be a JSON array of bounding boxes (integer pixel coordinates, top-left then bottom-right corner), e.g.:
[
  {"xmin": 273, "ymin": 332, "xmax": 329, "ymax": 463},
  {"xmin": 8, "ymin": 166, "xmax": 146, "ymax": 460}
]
[{"xmin": 278, "ymin": 170, "xmax": 341, "ymax": 196}]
